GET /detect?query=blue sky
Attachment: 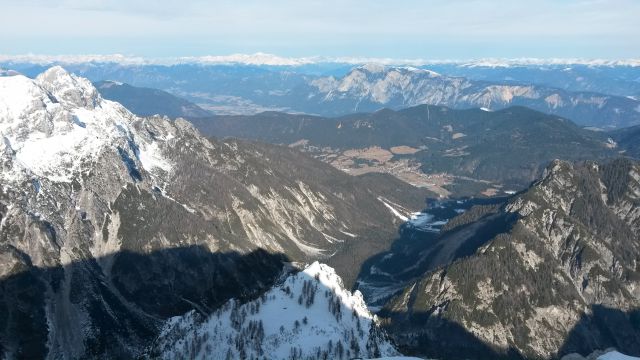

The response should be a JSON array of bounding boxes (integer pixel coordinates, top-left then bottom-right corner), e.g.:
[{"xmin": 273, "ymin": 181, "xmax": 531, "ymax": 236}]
[{"xmin": 1, "ymin": 0, "xmax": 638, "ymax": 59}]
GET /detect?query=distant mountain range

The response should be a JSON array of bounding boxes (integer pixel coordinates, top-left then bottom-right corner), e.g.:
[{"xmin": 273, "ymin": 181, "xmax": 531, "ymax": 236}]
[
  {"xmin": 421, "ymin": 63, "xmax": 640, "ymax": 98},
  {"xmin": 2, "ymin": 53, "xmax": 639, "ymax": 70},
  {"xmin": 292, "ymin": 65, "xmax": 640, "ymax": 128},
  {"xmin": 3, "ymin": 59, "xmax": 640, "ymax": 128}
]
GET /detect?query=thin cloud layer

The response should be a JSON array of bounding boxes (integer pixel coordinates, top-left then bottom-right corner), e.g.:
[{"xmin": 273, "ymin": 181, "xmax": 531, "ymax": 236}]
[{"xmin": 1, "ymin": 0, "xmax": 638, "ymax": 58}]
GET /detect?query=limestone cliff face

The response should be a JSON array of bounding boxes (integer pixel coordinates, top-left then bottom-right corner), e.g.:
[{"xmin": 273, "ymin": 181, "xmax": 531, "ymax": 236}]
[
  {"xmin": 0, "ymin": 68, "xmax": 425, "ymax": 359},
  {"xmin": 305, "ymin": 65, "xmax": 640, "ymax": 128},
  {"xmin": 383, "ymin": 159, "xmax": 640, "ymax": 359}
]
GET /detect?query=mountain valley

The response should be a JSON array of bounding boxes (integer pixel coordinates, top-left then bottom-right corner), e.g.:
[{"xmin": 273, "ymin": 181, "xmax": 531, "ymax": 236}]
[
  {"xmin": 0, "ymin": 61, "xmax": 639, "ymax": 360},
  {"xmin": 194, "ymin": 105, "xmax": 622, "ymax": 198}
]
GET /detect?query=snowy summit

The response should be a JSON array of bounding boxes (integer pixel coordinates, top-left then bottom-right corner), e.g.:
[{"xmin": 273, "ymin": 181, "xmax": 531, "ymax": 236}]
[
  {"xmin": 0, "ymin": 66, "xmax": 172, "ymax": 183},
  {"xmin": 151, "ymin": 262, "xmax": 400, "ymax": 360}
]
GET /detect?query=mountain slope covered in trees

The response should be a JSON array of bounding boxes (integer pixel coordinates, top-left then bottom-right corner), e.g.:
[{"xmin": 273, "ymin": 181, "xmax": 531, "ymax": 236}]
[
  {"xmin": 194, "ymin": 105, "xmax": 617, "ymax": 192},
  {"xmin": 380, "ymin": 159, "xmax": 640, "ymax": 359},
  {"xmin": 95, "ymin": 80, "xmax": 212, "ymax": 118}
]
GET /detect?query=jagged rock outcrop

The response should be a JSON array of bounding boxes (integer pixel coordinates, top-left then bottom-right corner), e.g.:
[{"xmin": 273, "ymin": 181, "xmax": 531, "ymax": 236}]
[
  {"xmin": 303, "ymin": 65, "xmax": 640, "ymax": 128},
  {"xmin": 381, "ymin": 158, "xmax": 640, "ymax": 359}
]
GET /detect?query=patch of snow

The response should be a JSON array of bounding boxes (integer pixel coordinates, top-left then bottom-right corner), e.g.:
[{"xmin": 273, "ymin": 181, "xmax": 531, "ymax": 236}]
[
  {"xmin": 97, "ymin": 80, "xmax": 123, "ymax": 88},
  {"xmin": 138, "ymin": 142, "xmax": 172, "ymax": 173},
  {"xmin": 340, "ymin": 230, "xmax": 358, "ymax": 238},
  {"xmin": 370, "ymin": 265, "xmax": 393, "ymax": 277},
  {"xmin": 360, "ymin": 63, "xmax": 387, "ymax": 73},
  {"xmin": 321, "ymin": 232, "xmax": 345, "ymax": 244},
  {"xmin": 378, "ymin": 197, "xmax": 409, "ymax": 221},
  {"xmin": 154, "ymin": 186, "xmax": 196, "ymax": 214},
  {"xmin": 408, "ymin": 212, "xmax": 447, "ymax": 232}
]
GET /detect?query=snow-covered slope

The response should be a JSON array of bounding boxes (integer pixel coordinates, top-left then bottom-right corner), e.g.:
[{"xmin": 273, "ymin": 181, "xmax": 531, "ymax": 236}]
[
  {"xmin": 150, "ymin": 262, "xmax": 400, "ymax": 360},
  {"xmin": 0, "ymin": 66, "xmax": 170, "ymax": 183}
]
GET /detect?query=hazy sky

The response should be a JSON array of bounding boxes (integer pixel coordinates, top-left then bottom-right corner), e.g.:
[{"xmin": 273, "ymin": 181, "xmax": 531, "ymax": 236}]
[{"xmin": 1, "ymin": 0, "xmax": 638, "ymax": 59}]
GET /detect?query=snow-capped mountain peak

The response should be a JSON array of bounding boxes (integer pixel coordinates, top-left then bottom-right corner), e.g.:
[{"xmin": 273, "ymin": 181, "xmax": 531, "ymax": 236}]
[
  {"xmin": 354, "ymin": 64, "xmax": 440, "ymax": 77},
  {"xmin": 0, "ymin": 67, "xmax": 171, "ymax": 183},
  {"xmin": 152, "ymin": 261, "xmax": 400, "ymax": 359},
  {"xmin": 35, "ymin": 65, "xmax": 101, "ymax": 109},
  {"xmin": 359, "ymin": 63, "xmax": 388, "ymax": 74}
]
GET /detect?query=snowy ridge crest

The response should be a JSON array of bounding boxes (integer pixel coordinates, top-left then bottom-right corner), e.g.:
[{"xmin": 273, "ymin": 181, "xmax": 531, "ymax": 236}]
[{"xmin": 151, "ymin": 262, "xmax": 400, "ymax": 359}]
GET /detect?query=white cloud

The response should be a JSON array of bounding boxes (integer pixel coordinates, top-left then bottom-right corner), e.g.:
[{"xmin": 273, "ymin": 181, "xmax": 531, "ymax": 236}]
[{"xmin": 1, "ymin": 53, "xmax": 638, "ymax": 67}]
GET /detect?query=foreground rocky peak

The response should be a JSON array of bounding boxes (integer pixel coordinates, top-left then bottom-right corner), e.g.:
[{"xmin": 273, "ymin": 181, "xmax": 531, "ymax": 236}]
[
  {"xmin": 382, "ymin": 158, "xmax": 640, "ymax": 359},
  {"xmin": 151, "ymin": 262, "xmax": 399, "ymax": 359}
]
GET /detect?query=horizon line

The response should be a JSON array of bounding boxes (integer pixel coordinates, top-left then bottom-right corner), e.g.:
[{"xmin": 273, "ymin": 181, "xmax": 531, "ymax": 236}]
[{"xmin": 1, "ymin": 52, "xmax": 640, "ymax": 67}]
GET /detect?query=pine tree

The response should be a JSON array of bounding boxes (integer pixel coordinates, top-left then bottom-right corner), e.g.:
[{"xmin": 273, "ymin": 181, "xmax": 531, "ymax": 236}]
[{"xmin": 336, "ymin": 340, "xmax": 344, "ymax": 359}]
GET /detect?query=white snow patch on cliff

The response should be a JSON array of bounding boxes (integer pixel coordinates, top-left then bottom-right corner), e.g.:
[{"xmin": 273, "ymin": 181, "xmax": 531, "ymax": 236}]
[
  {"xmin": 138, "ymin": 141, "xmax": 172, "ymax": 173},
  {"xmin": 378, "ymin": 197, "xmax": 409, "ymax": 221}
]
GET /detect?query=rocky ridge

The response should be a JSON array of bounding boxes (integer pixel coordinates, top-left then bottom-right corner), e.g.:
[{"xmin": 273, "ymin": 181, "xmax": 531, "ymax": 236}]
[
  {"xmin": 0, "ymin": 67, "xmax": 425, "ymax": 359},
  {"xmin": 382, "ymin": 159, "xmax": 640, "ymax": 359}
]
